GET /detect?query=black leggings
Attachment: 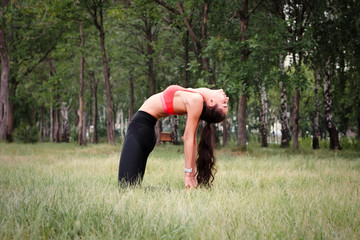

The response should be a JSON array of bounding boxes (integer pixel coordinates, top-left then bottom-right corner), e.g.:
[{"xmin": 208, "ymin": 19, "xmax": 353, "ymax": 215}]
[{"xmin": 118, "ymin": 111, "xmax": 157, "ymax": 186}]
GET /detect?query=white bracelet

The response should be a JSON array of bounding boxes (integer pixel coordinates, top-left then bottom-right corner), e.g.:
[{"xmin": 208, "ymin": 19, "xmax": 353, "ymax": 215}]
[{"xmin": 184, "ymin": 168, "xmax": 193, "ymax": 173}]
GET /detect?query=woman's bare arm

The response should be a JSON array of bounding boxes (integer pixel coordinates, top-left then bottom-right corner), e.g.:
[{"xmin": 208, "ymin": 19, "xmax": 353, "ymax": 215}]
[{"xmin": 182, "ymin": 94, "xmax": 203, "ymax": 188}]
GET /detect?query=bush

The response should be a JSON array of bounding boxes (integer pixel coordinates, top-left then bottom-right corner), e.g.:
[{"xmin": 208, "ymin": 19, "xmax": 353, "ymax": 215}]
[
  {"xmin": 14, "ymin": 123, "xmax": 39, "ymax": 143},
  {"xmin": 70, "ymin": 125, "xmax": 78, "ymax": 143},
  {"xmin": 339, "ymin": 137, "xmax": 360, "ymax": 150}
]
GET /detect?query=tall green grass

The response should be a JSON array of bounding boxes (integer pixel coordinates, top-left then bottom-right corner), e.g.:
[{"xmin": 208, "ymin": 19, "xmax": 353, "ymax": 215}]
[{"xmin": 0, "ymin": 143, "xmax": 359, "ymax": 239}]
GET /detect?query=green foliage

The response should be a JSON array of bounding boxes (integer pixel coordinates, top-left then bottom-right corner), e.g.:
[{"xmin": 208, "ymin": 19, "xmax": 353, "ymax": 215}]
[
  {"xmin": 339, "ymin": 138, "xmax": 360, "ymax": 151},
  {"xmin": 14, "ymin": 122, "xmax": 39, "ymax": 143},
  {"xmin": 2, "ymin": 0, "xmax": 359, "ymax": 145},
  {"xmin": 70, "ymin": 125, "xmax": 78, "ymax": 143}
]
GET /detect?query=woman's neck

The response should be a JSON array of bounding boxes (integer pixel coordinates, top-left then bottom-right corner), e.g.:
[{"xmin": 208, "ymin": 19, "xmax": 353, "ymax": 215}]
[{"xmin": 195, "ymin": 88, "xmax": 213, "ymax": 101}]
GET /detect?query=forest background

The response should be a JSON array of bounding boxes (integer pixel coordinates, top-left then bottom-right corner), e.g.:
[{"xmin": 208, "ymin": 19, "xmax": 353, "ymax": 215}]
[{"xmin": 0, "ymin": 0, "xmax": 360, "ymax": 151}]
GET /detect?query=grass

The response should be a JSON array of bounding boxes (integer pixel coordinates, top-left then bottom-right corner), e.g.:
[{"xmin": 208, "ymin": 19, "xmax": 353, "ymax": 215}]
[{"xmin": 0, "ymin": 142, "xmax": 359, "ymax": 239}]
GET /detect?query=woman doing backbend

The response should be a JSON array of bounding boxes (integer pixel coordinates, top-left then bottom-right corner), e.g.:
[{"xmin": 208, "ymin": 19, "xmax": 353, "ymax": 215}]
[{"xmin": 118, "ymin": 85, "xmax": 229, "ymax": 189}]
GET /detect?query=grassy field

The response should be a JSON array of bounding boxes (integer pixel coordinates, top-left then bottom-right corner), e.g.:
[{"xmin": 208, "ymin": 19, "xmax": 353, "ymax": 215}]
[{"xmin": 0, "ymin": 142, "xmax": 359, "ymax": 239}]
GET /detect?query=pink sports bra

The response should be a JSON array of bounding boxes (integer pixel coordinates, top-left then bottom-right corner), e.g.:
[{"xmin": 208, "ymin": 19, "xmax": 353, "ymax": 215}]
[{"xmin": 160, "ymin": 85, "xmax": 204, "ymax": 115}]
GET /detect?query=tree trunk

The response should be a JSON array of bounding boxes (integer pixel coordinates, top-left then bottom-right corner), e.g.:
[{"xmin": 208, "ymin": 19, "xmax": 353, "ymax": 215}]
[
  {"xmin": 357, "ymin": 99, "xmax": 360, "ymax": 140},
  {"xmin": 184, "ymin": 30, "xmax": 190, "ymax": 88},
  {"xmin": 238, "ymin": 95, "xmax": 247, "ymax": 149},
  {"xmin": 95, "ymin": 8, "xmax": 115, "ymax": 144},
  {"xmin": 6, "ymin": 98, "xmax": 13, "ymax": 142},
  {"xmin": 237, "ymin": 0, "xmax": 249, "ymax": 150},
  {"xmin": 61, "ymin": 102, "xmax": 69, "ymax": 142},
  {"xmin": 312, "ymin": 68, "xmax": 320, "ymax": 149},
  {"xmin": 222, "ymin": 119, "xmax": 228, "ymax": 146},
  {"xmin": 144, "ymin": 18, "xmax": 156, "ymax": 95},
  {"xmin": 5, "ymin": 77, "xmax": 17, "ymax": 142},
  {"xmin": 84, "ymin": 1, "xmax": 112, "ymax": 143},
  {"xmin": 259, "ymin": 83, "xmax": 268, "ymax": 147},
  {"xmin": 337, "ymin": 52, "xmax": 349, "ymax": 135},
  {"xmin": 291, "ymin": 88, "xmax": 300, "ymax": 149},
  {"xmin": 91, "ymin": 72, "xmax": 98, "ymax": 144},
  {"xmin": 129, "ymin": 73, "xmax": 134, "ymax": 122},
  {"xmin": 280, "ymin": 82, "xmax": 290, "ymax": 147},
  {"xmin": 79, "ymin": 21, "xmax": 86, "ymax": 146},
  {"xmin": 44, "ymin": 113, "xmax": 48, "ymax": 139},
  {"xmin": 324, "ymin": 67, "xmax": 341, "ymax": 150},
  {"xmin": 144, "ymin": 17, "xmax": 160, "ymax": 144},
  {"xmin": 172, "ymin": 115, "xmax": 179, "ymax": 145},
  {"xmin": 50, "ymin": 106, "xmax": 54, "ymax": 142},
  {"xmin": 54, "ymin": 107, "xmax": 60, "ymax": 142},
  {"xmin": 279, "ymin": 56, "xmax": 290, "ymax": 148},
  {"xmin": 200, "ymin": 3, "xmax": 214, "ymax": 84},
  {"xmin": 39, "ymin": 105, "xmax": 44, "ymax": 142},
  {"xmin": 0, "ymin": 0, "xmax": 10, "ymax": 140},
  {"xmin": 49, "ymin": 59, "xmax": 60, "ymax": 143},
  {"xmin": 82, "ymin": 111, "xmax": 87, "ymax": 143},
  {"xmin": 176, "ymin": 2, "xmax": 213, "ymax": 84}
]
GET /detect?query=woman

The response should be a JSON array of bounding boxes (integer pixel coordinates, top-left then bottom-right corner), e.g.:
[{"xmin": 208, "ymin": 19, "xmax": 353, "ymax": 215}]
[{"xmin": 118, "ymin": 85, "xmax": 229, "ymax": 189}]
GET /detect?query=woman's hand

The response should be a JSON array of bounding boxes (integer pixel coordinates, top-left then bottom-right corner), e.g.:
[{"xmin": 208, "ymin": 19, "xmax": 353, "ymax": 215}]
[{"xmin": 184, "ymin": 173, "xmax": 198, "ymax": 189}]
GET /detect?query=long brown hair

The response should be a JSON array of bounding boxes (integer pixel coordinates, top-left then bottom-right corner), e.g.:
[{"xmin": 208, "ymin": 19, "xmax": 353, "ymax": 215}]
[{"xmin": 196, "ymin": 103, "xmax": 226, "ymax": 188}]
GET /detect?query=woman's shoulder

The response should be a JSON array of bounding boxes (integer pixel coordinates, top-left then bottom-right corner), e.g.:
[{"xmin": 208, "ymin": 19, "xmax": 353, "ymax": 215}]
[{"xmin": 181, "ymin": 92, "xmax": 203, "ymax": 111}]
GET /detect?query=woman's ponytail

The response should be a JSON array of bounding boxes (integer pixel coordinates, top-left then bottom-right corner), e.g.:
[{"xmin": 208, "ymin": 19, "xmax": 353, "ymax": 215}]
[
  {"xmin": 196, "ymin": 122, "xmax": 216, "ymax": 188},
  {"xmin": 197, "ymin": 102, "xmax": 226, "ymax": 188}
]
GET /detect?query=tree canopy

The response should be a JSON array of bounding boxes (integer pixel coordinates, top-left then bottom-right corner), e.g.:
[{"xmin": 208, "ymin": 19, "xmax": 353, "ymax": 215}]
[{"xmin": 0, "ymin": 0, "xmax": 359, "ymax": 150}]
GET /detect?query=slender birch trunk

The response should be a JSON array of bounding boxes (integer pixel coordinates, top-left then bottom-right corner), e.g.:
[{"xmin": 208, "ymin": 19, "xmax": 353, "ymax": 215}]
[
  {"xmin": 49, "ymin": 60, "xmax": 60, "ymax": 143},
  {"xmin": 79, "ymin": 21, "xmax": 86, "ymax": 145},
  {"xmin": 238, "ymin": 95, "xmax": 248, "ymax": 149},
  {"xmin": 259, "ymin": 83, "xmax": 268, "ymax": 147},
  {"xmin": 39, "ymin": 105, "xmax": 44, "ymax": 142},
  {"xmin": 279, "ymin": 56, "xmax": 290, "ymax": 148},
  {"xmin": 324, "ymin": 65, "xmax": 341, "ymax": 150},
  {"xmin": 222, "ymin": 119, "xmax": 228, "ymax": 146},
  {"xmin": 44, "ymin": 113, "xmax": 48, "ymax": 139},
  {"xmin": 54, "ymin": 107, "xmax": 60, "ymax": 142},
  {"xmin": 292, "ymin": 88, "xmax": 300, "ymax": 149},
  {"xmin": 82, "ymin": 111, "xmax": 87, "ymax": 143},
  {"xmin": 312, "ymin": 68, "xmax": 320, "ymax": 149},
  {"xmin": 172, "ymin": 115, "xmax": 179, "ymax": 145},
  {"xmin": 50, "ymin": 106, "xmax": 54, "ymax": 142},
  {"xmin": 91, "ymin": 72, "xmax": 98, "ymax": 144},
  {"xmin": 61, "ymin": 102, "xmax": 69, "ymax": 142},
  {"xmin": 291, "ymin": 51, "xmax": 301, "ymax": 150}
]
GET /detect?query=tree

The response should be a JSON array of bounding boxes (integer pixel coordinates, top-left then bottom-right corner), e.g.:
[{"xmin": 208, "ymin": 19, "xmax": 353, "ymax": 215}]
[
  {"xmin": 309, "ymin": 0, "xmax": 359, "ymax": 150},
  {"xmin": 0, "ymin": 0, "xmax": 10, "ymax": 140},
  {"xmin": 259, "ymin": 82, "xmax": 268, "ymax": 147},
  {"xmin": 323, "ymin": 64, "xmax": 341, "ymax": 149},
  {"xmin": 279, "ymin": 57, "xmax": 290, "ymax": 147},
  {"xmin": 153, "ymin": 0, "xmax": 215, "ymax": 84},
  {"xmin": 264, "ymin": 1, "xmax": 291, "ymax": 148},
  {"xmin": 312, "ymin": 67, "xmax": 320, "ymax": 149},
  {"xmin": 84, "ymin": 0, "xmax": 115, "ymax": 144},
  {"xmin": 1, "ymin": 1, "xmax": 64, "ymax": 142},
  {"xmin": 78, "ymin": 21, "xmax": 86, "ymax": 145},
  {"xmin": 286, "ymin": 0, "xmax": 315, "ymax": 150}
]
